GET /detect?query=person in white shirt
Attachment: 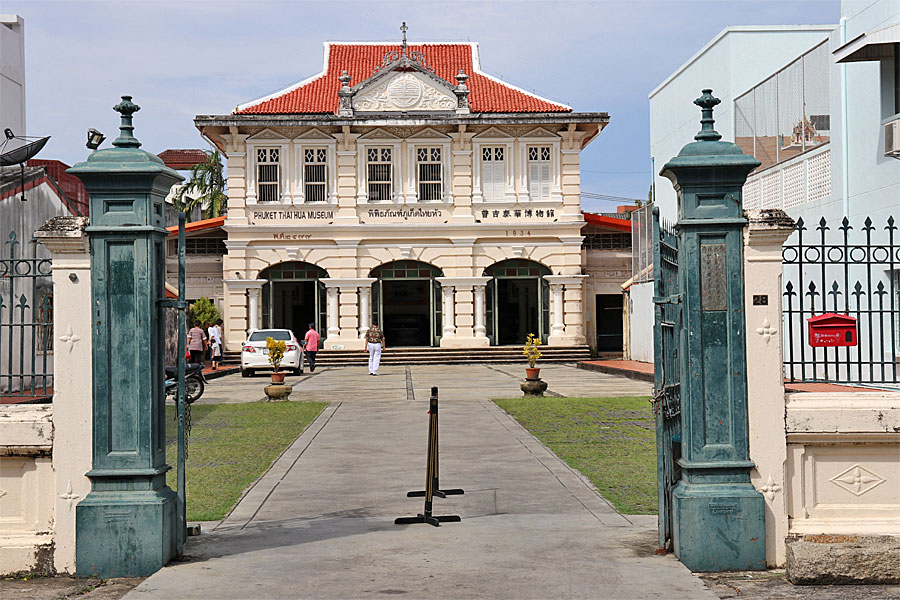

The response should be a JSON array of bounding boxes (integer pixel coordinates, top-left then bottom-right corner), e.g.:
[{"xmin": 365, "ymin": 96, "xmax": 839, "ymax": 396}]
[{"xmin": 208, "ymin": 321, "xmax": 223, "ymax": 371}]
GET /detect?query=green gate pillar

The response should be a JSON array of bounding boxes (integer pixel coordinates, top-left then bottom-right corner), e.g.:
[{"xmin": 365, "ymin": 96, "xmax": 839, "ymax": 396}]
[
  {"xmin": 68, "ymin": 97, "xmax": 183, "ymax": 577},
  {"xmin": 660, "ymin": 90, "xmax": 766, "ymax": 571}
]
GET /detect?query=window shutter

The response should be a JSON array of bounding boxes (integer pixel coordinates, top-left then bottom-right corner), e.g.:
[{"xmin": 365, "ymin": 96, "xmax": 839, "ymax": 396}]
[
  {"xmin": 529, "ymin": 162, "xmax": 541, "ymax": 199},
  {"xmin": 540, "ymin": 163, "xmax": 551, "ymax": 199}
]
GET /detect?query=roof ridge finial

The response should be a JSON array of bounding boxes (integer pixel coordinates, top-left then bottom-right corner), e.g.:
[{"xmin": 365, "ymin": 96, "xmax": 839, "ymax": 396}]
[
  {"xmin": 693, "ymin": 89, "xmax": 722, "ymax": 142},
  {"xmin": 401, "ymin": 21, "xmax": 408, "ymax": 55}
]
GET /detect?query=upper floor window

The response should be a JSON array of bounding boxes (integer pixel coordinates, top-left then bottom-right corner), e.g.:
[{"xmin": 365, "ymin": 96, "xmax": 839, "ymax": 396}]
[
  {"xmin": 481, "ymin": 146, "xmax": 505, "ymax": 201},
  {"xmin": 304, "ymin": 148, "xmax": 327, "ymax": 202},
  {"xmin": 367, "ymin": 147, "xmax": 393, "ymax": 202},
  {"xmin": 257, "ymin": 148, "xmax": 280, "ymax": 202},
  {"xmin": 528, "ymin": 146, "xmax": 551, "ymax": 201},
  {"xmin": 417, "ymin": 147, "xmax": 442, "ymax": 201}
]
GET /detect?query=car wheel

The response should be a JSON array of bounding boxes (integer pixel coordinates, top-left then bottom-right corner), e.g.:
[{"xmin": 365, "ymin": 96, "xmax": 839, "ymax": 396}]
[{"xmin": 242, "ymin": 368, "xmax": 253, "ymax": 378}]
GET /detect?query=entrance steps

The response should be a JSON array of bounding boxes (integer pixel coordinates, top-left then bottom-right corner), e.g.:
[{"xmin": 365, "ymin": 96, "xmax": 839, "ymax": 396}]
[{"xmin": 222, "ymin": 346, "xmax": 594, "ymax": 367}]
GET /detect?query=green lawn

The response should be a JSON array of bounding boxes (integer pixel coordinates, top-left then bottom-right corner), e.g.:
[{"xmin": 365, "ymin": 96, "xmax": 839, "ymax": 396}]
[
  {"xmin": 493, "ymin": 396, "xmax": 657, "ymax": 514},
  {"xmin": 165, "ymin": 401, "xmax": 326, "ymax": 521}
]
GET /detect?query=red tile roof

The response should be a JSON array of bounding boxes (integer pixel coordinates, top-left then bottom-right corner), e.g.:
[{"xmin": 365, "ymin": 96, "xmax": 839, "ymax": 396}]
[
  {"xmin": 26, "ymin": 159, "xmax": 89, "ymax": 216},
  {"xmin": 166, "ymin": 215, "xmax": 226, "ymax": 236},
  {"xmin": 157, "ymin": 149, "xmax": 208, "ymax": 170},
  {"xmin": 236, "ymin": 43, "xmax": 571, "ymax": 115},
  {"xmin": 582, "ymin": 212, "xmax": 632, "ymax": 232}
]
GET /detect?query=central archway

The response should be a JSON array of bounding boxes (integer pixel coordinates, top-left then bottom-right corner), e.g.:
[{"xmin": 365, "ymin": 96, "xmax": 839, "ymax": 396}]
[
  {"xmin": 259, "ymin": 261, "xmax": 328, "ymax": 336},
  {"xmin": 370, "ymin": 260, "xmax": 443, "ymax": 347},
  {"xmin": 483, "ymin": 259, "xmax": 551, "ymax": 346}
]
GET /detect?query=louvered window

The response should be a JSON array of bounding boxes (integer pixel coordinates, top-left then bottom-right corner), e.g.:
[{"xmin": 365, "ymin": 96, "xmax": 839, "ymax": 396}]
[
  {"xmin": 416, "ymin": 147, "xmax": 442, "ymax": 201},
  {"xmin": 481, "ymin": 146, "xmax": 505, "ymax": 201},
  {"xmin": 527, "ymin": 146, "xmax": 551, "ymax": 201},
  {"xmin": 367, "ymin": 147, "xmax": 392, "ymax": 202},
  {"xmin": 304, "ymin": 148, "xmax": 327, "ymax": 202},
  {"xmin": 257, "ymin": 148, "xmax": 280, "ymax": 202}
]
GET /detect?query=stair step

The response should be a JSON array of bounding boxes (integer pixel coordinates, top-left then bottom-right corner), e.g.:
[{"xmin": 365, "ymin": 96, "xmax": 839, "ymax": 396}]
[{"xmin": 224, "ymin": 346, "xmax": 591, "ymax": 366}]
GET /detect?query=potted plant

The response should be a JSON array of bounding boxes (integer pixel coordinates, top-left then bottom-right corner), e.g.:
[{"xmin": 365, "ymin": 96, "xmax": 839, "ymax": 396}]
[
  {"xmin": 523, "ymin": 333, "xmax": 542, "ymax": 380},
  {"xmin": 266, "ymin": 336, "xmax": 287, "ymax": 383}
]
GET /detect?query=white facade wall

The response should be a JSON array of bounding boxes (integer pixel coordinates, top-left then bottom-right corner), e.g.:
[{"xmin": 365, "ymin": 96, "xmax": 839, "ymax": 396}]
[
  {"xmin": 649, "ymin": 26, "xmax": 835, "ymax": 223},
  {"xmin": 0, "ymin": 14, "xmax": 25, "ymax": 138}
]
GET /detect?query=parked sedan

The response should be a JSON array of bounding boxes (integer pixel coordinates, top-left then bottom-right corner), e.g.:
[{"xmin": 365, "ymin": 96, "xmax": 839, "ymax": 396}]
[{"xmin": 241, "ymin": 329, "xmax": 302, "ymax": 377}]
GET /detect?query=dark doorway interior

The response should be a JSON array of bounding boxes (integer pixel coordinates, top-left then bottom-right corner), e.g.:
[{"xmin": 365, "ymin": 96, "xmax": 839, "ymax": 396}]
[
  {"xmin": 595, "ymin": 294, "xmax": 624, "ymax": 351},
  {"xmin": 497, "ymin": 278, "xmax": 539, "ymax": 345},
  {"xmin": 273, "ymin": 281, "xmax": 316, "ymax": 337},
  {"xmin": 382, "ymin": 280, "xmax": 430, "ymax": 346}
]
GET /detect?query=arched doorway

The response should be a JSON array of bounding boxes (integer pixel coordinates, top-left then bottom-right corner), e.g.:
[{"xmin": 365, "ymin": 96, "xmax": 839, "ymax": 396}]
[
  {"xmin": 484, "ymin": 259, "xmax": 550, "ymax": 346},
  {"xmin": 260, "ymin": 262, "xmax": 328, "ymax": 335},
  {"xmin": 370, "ymin": 260, "xmax": 443, "ymax": 347}
]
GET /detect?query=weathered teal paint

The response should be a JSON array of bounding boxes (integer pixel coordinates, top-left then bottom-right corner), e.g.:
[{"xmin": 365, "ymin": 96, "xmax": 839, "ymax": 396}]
[
  {"xmin": 660, "ymin": 90, "xmax": 766, "ymax": 572},
  {"xmin": 68, "ymin": 96, "xmax": 183, "ymax": 578}
]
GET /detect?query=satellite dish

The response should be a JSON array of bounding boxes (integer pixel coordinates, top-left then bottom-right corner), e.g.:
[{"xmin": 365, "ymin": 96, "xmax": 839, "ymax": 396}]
[{"xmin": 0, "ymin": 129, "xmax": 51, "ymax": 202}]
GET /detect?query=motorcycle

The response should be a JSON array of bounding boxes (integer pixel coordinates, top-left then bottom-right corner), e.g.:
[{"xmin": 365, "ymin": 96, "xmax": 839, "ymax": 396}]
[{"xmin": 164, "ymin": 362, "xmax": 206, "ymax": 404}]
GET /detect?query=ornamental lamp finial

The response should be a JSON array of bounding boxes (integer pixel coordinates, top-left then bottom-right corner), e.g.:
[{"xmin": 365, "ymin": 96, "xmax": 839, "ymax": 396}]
[
  {"xmin": 401, "ymin": 21, "xmax": 408, "ymax": 53},
  {"xmin": 693, "ymin": 89, "xmax": 722, "ymax": 142},
  {"xmin": 112, "ymin": 95, "xmax": 142, "ymax": 149},
  {"xmin": 455, "ymin": 69, "xmax": 469, "ymax": 90},
  {"xmin": 339, "ymin": 70, "xmax": 352, "ymax": 90}
]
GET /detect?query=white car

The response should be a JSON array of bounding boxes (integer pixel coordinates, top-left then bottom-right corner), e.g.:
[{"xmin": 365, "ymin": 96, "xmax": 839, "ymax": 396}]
[{"xmin": 241, "ymin": 329, "xmax": 302, "ymax": 377}]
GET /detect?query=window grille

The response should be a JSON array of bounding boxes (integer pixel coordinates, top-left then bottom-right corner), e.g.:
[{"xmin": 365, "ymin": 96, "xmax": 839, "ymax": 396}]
[
  {"xmin": 185, "ymin": 238, "xmax": 227, "ymax": 255},
  {"xmin": 417, "ymin": 147, "xmax": 442, "ymax": 201},
  {"xmin": 734, "ymin": 41, "xmax": 831, "ymax": 171},
  {"xmin": 367, "ymin": 147, "xmax": 392, "ymax": 202},
  {"xmin": 257, "ymin": 148, "xmax": 280, "ymax": 202},
  {"xmin": 304, "ymin": 148, "xmax": 327, "ymax": 202},
  {"xmin": 527, "ymin": 146, "xmax": 551, "ymax": 201},
  {"xmin": 582, "ymin": 233, "xmax": 632, "ymax": 250},
  {"xmin": 481, "ymin": 146, "xmax": 505, "ymax": 201}
]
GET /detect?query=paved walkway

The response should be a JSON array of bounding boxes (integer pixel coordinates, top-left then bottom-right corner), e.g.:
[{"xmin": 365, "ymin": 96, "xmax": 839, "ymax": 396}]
[{"xmin": 129, "ymin": 364, "xmax": 714, "ymax": 600}]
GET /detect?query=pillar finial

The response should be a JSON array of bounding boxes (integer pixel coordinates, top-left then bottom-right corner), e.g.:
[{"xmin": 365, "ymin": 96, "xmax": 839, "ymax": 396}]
[
  {"xmin": 112, "ymin": 95, "xmax": 142, "ymax": 149},
  {"xmin": 693, "ymin": 89, "xmax": 722, "ymax": 142},
  {"xmin": 401, "ymin": 21, "xmax": 408, "ymax": 54}
]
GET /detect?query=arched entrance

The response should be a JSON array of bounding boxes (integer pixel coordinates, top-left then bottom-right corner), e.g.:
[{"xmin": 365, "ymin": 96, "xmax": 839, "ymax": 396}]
[
  {"xmin": 260, "ymin": 262, "xmax": 328, "ymax": 335},
  {"xmin": 370, "ymin": 260, "xmax": 443, "ymax": 347},
  {"xmin": 484, "ymin": 259, "xmax": 550, "ymax": 345}
]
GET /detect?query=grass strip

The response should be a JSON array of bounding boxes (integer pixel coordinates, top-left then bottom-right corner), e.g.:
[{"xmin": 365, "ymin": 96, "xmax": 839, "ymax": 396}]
[
  {"xmin": 165, "ymin": 401, "xmax": 326, "ymax": 521},
  {"xmin": 494, "ymin": 396, "xmax": 656, "ymax": 514}
]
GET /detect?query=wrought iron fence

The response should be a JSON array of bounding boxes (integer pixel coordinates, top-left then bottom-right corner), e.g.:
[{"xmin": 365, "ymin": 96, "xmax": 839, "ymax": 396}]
[
  {"xmin": 0, "ymin": 231, "xmax": 53, "ymax": 399},
  {"xmin": 782, "ymin": 215, "xmax": 899, "ymax": 388}
]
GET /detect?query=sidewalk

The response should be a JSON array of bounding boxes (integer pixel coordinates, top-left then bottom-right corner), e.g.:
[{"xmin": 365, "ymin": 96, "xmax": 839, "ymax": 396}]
[{"xmin": 126, "ymin": 364, "xmax": 713, "ymax": 599}]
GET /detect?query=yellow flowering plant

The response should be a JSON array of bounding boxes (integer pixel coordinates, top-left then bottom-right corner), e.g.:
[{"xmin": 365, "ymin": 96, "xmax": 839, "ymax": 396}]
[
  {"xmin": 523, "ymin": 333, "xmax": 542, "ymax": 368},
  {"xmin": 266, "ymin": 336, "xmax": 287, "ymax": 372}
]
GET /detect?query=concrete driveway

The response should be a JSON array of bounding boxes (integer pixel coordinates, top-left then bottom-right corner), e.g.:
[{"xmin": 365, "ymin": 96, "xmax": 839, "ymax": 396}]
[{"xmin": 131, "ymin": 364, "xmax": 714, "ymax": 600}]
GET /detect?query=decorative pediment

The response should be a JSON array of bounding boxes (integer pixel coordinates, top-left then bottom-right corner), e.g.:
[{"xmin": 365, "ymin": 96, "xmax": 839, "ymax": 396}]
[
  {"xmin": 295, "ymin": 129, "xmax": 335, "ymax": 140},
  {"xmin": 473, "ymin": 127, "xmax": 513, "ymax": 140},
  {"xmin": 357, "ymin": 128, "xmax": 402, "ymax": 141},
  {"xmin": 408, "ymin": 127, "xmax": 450, "ymax": 139},
  {"xmin": 247, "ymin": 128, "xmax": 288, "ymax": 141},
  {"xmin": 352, "ymin": 71, "xmax": 458, "ymax": 113},
  {"xmin": 521, "ymin": 127, "xmax": 561, "ymax": 138}
]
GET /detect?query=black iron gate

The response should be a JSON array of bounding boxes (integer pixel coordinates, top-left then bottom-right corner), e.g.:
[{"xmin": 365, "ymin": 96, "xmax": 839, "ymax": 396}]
[
  {"xmin": 0, "ymin": 231, "xmax": 53, "ymax": 401},
  {"xmin": 651, "ymin": 206, "xmax": 682, "ymax": 551},
  {"xmin": 783, "ymin": 215, "xmax": 898, "ymax": 389}
]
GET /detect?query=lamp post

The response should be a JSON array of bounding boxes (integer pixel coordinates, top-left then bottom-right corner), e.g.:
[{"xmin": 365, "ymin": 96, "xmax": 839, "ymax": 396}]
[
  {"xmin": 68, "ymin": 96, "xmax": 183, "ymax": 577},
  {"xmin": 660, "ymin": 90, "xmax": 766, "ymax": 571}
]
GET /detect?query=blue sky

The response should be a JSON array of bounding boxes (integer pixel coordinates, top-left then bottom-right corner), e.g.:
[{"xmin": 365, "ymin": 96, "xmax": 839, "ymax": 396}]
[{"xmin": 5, "ymin": 0, "xmax": 839, "ymax": 212}]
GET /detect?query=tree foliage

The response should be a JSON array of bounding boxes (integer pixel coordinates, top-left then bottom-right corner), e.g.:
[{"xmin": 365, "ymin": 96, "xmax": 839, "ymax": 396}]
[
  {"xmin": 174, "ymin": 150, "xmax": 227, "ymax": 221},
  {"xmin": 189, "ymin": 297, "xmax": 221, "ymax": 326}
]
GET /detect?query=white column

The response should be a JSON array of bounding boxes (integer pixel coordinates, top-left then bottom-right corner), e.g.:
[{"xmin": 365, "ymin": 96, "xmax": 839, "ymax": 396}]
[
  {"xmin": 550, "ymin": 283, "xmax": 565, "ymax": 336},
  {"xmin": 247, "ymin": 287, "xmax": 261, "ymax": 332},
  {"xmin": 474, "ymin": 284, "xmax": 487, "ymax": 338},
  {"xmin": 442, "ymin": 284, "xmax": 456, "ymax": 337},
  {"xmin": 358, "ymin": 285, "xmax": 371, "ymax": 338},
  {"xmin": 326, "ymin": 286, "xmax": 340, "ymax": 338},
  {"xmin": 34, "ymin": 217, "xmax": 93, "ymax": 574}
]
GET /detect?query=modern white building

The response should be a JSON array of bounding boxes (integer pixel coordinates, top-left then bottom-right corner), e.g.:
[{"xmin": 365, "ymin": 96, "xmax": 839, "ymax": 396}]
[{"xmin": 1, "ymin": 14, "xmax": 26, "ymax": 139}]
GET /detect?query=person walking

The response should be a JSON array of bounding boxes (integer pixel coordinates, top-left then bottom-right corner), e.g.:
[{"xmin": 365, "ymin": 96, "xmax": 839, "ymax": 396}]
[
  {"xmin": 187, "ymin": 321, "xmax": 207, "ymax": 365},
  {"xmin": 365, "ymin": 323, "xmax": 385, "ymax": 376},
  {"xmin": 304, "ymin": 322, "xmax": 320, "ymax": 372},
  {"xmin": 208, "ymin": 320, "xmax": 223, "ymax": 371}
]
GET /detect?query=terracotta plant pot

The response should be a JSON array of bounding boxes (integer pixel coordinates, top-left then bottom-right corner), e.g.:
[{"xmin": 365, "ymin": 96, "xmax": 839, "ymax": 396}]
[
  {"xmin": 525, "ymin": 367, "xmax": 541, "ymax": 381},
  {"xmin": 270, "ymin": 371, "xmax": 286, "ymax": 384}
]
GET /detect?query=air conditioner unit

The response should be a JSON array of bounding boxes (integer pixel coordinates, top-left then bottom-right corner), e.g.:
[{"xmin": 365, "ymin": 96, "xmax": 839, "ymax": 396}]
[{"xmin": 885, "ymin": 118, "xmax": 900, "ymax": 157}]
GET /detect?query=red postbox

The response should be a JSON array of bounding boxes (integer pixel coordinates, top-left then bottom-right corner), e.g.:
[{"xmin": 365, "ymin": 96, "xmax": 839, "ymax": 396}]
[{"xmin": 807, "ymin": 313, "xmax": 857, "ymax": 347}]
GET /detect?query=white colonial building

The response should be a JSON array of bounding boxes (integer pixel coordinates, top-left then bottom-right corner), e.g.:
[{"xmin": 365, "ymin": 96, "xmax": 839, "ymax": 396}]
[{"xmin": 195, "ymin": 33, "xmax": 628, "ymax": 352}]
